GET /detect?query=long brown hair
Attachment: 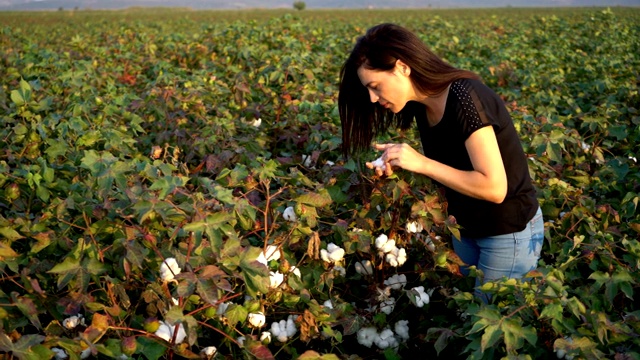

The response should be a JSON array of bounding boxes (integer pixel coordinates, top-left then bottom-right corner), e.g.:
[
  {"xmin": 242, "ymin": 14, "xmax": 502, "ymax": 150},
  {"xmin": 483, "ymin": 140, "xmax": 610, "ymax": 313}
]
[{"xmin": 338, "ymin": 23, "xmax": 479, "ymax": 156}]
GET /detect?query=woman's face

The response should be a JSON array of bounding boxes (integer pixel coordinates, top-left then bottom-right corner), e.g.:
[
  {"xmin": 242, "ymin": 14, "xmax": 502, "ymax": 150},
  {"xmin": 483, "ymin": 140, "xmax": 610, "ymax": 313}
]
[{"xmin": 357, "ymin": 60, "xmax": 414, "ymax": 113}]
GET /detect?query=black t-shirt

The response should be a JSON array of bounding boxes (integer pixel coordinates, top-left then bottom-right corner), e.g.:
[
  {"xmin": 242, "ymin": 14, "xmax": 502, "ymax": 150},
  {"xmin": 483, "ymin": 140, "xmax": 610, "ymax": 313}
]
[{"xmin": 416, "ymin": 78, "xmax": 539, "ymax": 238}]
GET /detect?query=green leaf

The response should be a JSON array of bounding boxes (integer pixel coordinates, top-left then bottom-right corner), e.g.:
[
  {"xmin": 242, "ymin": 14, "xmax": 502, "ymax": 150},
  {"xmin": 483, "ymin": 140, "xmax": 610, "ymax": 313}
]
[
  {"xmin": 501, "ymin": 319, "xmax": 537, "ymax": 353},
  {"xmin": 225, "ymin": 304, "xmax": 248, "ymax": 326},
  {"xmin": 0, "ymin": 241, "xmax": 19, "ymax": 258},
  {"xmin": 608, "ymin": 125, "xmax": 627, "ymax": 140},
  {"xmin": 135, "ymin": 337, "xmax": 167, "ymax": 360},
  {"xmin": 326, "ymin": 185, "xmax": 349, "ymax": 204},
  {"xmin": 296, "ymin": 188, "xmax": 332, "ymax": 208},
  {"xmin": 48, "ymin": 256, "xmax": 82, "ymax": 290},
  {"xmin": 10, "ymin": 293, "xmax": 42, "ymax": 329},
  {"xmin": 148, "ymin": 175, "xmax": 190, "ymax": 199},
  {"xmin": 0, "ymin": 332, "xmax": 46, "ymax": 360},
  {"xmin": 540, "ymin": 302, "xmax": 563, "ymax": 321},
  {"xmin": 480, "ymin": 324, "xmax": 503, "ymax": 352},
  {"xmin": 212, "ymin": 185, "xmax": 235, "ymax": 205},
  {"xmin": 0, "ymin": 227, "xmax": 23, "ymax": 242},
  {"xmin": 427, "ymin": 328, "xmax": 457, "ymax": 356},
  {"xmin": 10, "ymin": 79, "xmax": 32, "ymax": 106}
]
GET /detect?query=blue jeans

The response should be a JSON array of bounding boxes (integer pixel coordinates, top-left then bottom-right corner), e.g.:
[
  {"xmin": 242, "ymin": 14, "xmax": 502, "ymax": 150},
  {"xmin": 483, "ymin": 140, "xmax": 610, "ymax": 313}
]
[{"xmin": 452, "ymin": 207, "xmax": 544, "ymax": 298}]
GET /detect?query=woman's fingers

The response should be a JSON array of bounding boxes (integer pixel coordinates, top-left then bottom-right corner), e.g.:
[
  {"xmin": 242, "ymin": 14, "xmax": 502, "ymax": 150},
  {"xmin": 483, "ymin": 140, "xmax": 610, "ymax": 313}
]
[{"xmin": 372, "ymin": 143, "xmax": 393, "ymax": 151}]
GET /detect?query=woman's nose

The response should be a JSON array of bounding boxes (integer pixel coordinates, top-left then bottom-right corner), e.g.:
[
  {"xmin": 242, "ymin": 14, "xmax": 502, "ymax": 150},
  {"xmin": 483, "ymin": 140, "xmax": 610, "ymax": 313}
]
[{"xmin": 368, "ymin": 89, "xmax": 379, "ymax": 103}]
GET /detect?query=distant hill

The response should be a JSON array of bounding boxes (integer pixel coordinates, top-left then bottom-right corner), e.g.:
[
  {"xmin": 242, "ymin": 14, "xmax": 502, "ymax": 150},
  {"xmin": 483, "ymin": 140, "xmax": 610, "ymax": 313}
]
[{"xmin": 0, "ymin": 0, "xmax": 638, "ymax": 10}]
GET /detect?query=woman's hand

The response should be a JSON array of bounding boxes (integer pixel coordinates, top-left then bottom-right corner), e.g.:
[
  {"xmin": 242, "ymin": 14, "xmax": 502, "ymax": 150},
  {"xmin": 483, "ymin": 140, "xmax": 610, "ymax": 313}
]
[
  {"xmin": 366, "ymin": 143, "xmax": 427, "ymax": 176},
  {"xmin": 365, "ymin": 127, "xmax": 507, "ymax": 204}
]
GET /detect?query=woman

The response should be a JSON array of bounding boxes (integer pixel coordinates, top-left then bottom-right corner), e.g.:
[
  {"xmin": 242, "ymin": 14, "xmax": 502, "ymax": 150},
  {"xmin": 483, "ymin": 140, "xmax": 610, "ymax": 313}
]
[{"xmin": 338, "ymin": 23, "xmax": 543, "ymax": 295}]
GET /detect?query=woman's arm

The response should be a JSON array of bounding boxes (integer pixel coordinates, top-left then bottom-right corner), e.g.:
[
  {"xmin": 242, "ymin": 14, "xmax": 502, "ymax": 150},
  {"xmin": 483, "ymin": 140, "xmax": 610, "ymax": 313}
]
[{"xmin": 368, "ymin": 126, "xmax": 507, "ymax": 203}]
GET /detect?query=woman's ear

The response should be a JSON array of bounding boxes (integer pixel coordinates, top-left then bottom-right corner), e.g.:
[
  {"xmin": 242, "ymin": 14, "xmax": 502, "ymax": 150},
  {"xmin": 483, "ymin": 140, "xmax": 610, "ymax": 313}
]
[{"xmin": 395, "ymin": 59, "xmax": 411, "ymax": 77}]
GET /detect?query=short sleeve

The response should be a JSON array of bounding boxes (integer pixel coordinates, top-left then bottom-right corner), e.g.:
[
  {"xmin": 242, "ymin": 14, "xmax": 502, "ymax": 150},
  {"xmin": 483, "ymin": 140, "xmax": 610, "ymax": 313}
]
[{"xmin": 450, "ymin": 80, "xmax": 493, "ymax": 140}]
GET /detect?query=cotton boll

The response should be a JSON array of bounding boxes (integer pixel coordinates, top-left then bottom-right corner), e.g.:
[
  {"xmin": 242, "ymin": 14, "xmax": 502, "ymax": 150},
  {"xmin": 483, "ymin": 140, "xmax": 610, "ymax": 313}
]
[
  {"xmin": 155, "ymin": 320, "xmax": 186, "ymax": 344},
  {"xmin": 283, "ymin": 206, "xmax": 297, "ymax": 222},
  {"xmin": 159, "ymin": 257, "xmax": 181, "ymax": 282},
  {"xmin": 320, "ymin": 249, "xmax": 330, "ymax": 263},
  {"xmin": 264, "ymin": 245, "xmax": 280, "ymax": 261},
  {"xmin": 321, "ymin": 243, "xmax": 345, "ymax": 264},
  {"xmin": 62, "ymin": 314, "xmax": 85, "ymax": 329},
  {"xmin": 396, "ymin": 247, "xmax": 407, "ymax": 266},
  {"xmin": 384, "ymin": 274, "xmax": 407, "ymax": 290},
  {"xmin": 271, "ymin": 320, "xmax": 289, "ymax": 342},
  {"xmin": 217, "ymin": 302, "xmax": 231, "ymax": 317},
  {"xmin": 370, "ymin": 157, "xmax": 386, "ymax": 171},
  {"xmin": 375, "ymin": 328, "xmax": 398, "ymax": 349},
  {"xmin": 251, "ymin": 118, "xmax": 262, "ymax": 127},
  {"xmin": 357, "ymin": 327, "xmax": 378, "ymax": 348},
  {"xmin": 394, "ymin": 320, "xmax": 410, "ymax": 341},
  {"xmin": 80, "ymin": 347, "xmax": 91, "ymax": 359},
  {"xmin": 302, "ymin": 154, "xmax": 313, "ymax": 168},
  {"xmin": 406, "ymin": 221, "xmax": 423, "ymax": 233},
  {"xmin": 289, "ymin": 266, "xmax": 301, "ymax": 278},
  {"xmin": 323, "ymin": 300, "xmax": 334, "ymax": 309},
  {"xmin": 173, "ymin": 323, "xmax": 187, "ymax": 344},
  {"xmin": 385, "ymin": 253, "xmax": 399, "ymax": 267},
  {"xmin": 333, "ymin": 265, "xmax": 346, "ymax": 277},
  {"xmin": 248, "ymin": 312, "xmax": 266, "ymax": 328},
  {"xmin": 155, "ymin": 321, "xmax": 173, "ymax": 342},
  {"xmin": 410, "ymin": 286, "xmax": 430, "ymax": 308},
  {"xmin": 328, "ymin": 248, "xmax": 344, "ymax": 263},
  {"xmin": 237, "ymin": 336, "xmax": 245, "ymax": 347},
  {"xmin": 285, "ymin": 318, "xmax": 297, "ymax": 338},
  {"xmin": 201, "ymin": 346, "xmax": 217, "ymax": 356},
  {"xmin": 52, "ymin": 348, "xmax": 68, "ymax": 360},
  {"xmin": 260, "ymin": 331, "xmax": 272, "ymax": 344},
  {"xmin": 269, "ymin": 271, "xmax": 284, "ymax": 288},
  {"xmin": 379, "ymin": 298, "xmax": 395, "ymax": 315},
  {"xmin": 380, "ymin": 239, "xmax": 396, "ymax": 254},
  {"xmin": 375, "ymin": 234, "xmax": 389, "ymax": 250},
  {"xmin": 355, "ymin": 260, "xmax": 373, "ymax": 275}
]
